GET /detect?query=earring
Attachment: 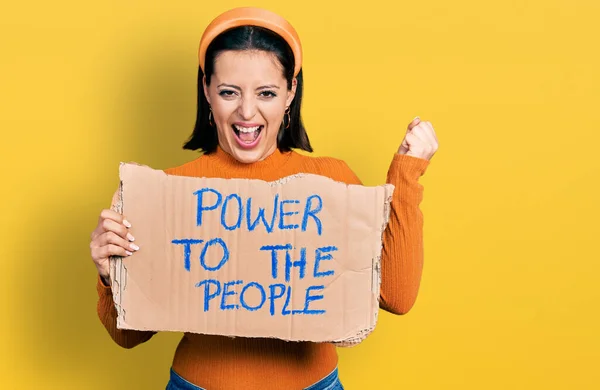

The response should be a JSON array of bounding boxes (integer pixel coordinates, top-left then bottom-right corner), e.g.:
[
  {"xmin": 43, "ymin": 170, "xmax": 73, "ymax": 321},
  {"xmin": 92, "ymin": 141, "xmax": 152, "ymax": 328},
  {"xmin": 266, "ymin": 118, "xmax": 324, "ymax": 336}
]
[
  {"xmin": 284, "ymin": 106, "xmax": 291, "ymax": 129},
  {"xmin": 208, "ymin": 106, "xmax": 214, "ymax": 127}
]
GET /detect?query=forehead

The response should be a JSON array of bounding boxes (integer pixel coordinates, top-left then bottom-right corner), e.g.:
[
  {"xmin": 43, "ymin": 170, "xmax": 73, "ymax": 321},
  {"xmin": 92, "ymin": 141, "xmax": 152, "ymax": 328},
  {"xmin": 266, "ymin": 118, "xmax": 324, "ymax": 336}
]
[{"xmin": 212, "ymin": 50, "xmax": 286, "ymax": 85}]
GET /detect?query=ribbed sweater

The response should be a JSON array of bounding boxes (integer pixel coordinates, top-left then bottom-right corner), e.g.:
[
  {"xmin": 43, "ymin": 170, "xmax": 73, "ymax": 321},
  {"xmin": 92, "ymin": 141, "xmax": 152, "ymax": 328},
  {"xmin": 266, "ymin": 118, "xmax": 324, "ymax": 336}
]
[{"xmin": 96, "ymin": 145, "xmax": 429, "ymax": 389}]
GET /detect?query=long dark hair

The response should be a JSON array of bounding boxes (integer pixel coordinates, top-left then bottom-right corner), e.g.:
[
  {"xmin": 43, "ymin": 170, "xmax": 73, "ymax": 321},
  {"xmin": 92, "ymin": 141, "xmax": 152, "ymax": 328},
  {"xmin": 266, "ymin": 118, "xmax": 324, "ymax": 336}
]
[{"xmin": 183, "ymin": 25, "xmax": 312, "ymax": 154}]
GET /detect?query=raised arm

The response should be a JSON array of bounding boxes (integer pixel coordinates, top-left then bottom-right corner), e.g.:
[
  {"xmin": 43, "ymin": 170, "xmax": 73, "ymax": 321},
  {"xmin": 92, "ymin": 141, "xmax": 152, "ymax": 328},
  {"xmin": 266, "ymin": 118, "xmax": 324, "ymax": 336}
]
[
  {"xmin": 378, "ymin": 153, "xmax": 429, "ymax": 314},
  {"xmin": 335, "ymin": 117, "xmax": 437, "ymax": 314},
  {"xmin": 378, "ymin": 117, "xmax": 437, "ymax": 313},
  {"xmin": 334, "ymin": 153, "xmax": 430, "ymax": 315}
]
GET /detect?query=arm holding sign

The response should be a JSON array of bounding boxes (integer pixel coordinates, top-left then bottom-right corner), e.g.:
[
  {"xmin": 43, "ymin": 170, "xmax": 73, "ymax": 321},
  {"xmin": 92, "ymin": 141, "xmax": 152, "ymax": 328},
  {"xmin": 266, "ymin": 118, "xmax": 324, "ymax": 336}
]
[
  {"xmin": 91, "ymin": 190, "xmax": 156, "ymax": 348},
  {"xmin": 96, "ymin": 276, "xmax": 156, "ymax": 348}
]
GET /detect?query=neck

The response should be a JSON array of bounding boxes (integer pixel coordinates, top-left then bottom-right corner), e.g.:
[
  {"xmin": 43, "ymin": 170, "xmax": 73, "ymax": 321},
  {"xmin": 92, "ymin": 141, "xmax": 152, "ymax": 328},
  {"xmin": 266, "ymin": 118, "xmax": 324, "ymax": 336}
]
[{"xmin": 208, "ymin": 145, "xmax": 293, "ymax": 177}]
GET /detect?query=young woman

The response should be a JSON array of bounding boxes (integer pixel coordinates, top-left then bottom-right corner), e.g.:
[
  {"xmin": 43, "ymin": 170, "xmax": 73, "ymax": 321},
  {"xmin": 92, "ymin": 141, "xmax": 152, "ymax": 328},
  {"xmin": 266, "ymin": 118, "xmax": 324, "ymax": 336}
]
[{"xmin": 89, "ymin": 7, "xmax": 438, "ymax": 390}]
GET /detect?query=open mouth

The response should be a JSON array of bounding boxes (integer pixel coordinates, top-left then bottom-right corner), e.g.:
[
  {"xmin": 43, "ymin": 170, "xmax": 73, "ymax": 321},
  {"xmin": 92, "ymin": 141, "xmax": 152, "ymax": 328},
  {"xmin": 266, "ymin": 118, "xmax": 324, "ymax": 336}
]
[{"xmin": 232, "ymin": 124, "xmax": 263, "ymax": 147}]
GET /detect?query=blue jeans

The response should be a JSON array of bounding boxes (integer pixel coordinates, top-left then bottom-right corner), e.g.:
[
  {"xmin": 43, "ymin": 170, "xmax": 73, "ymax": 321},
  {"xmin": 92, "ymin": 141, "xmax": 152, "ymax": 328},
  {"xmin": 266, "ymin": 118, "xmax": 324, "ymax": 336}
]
[{"xmin": 166, "ymin": 366, "xmax": 344, "ymax": 390}]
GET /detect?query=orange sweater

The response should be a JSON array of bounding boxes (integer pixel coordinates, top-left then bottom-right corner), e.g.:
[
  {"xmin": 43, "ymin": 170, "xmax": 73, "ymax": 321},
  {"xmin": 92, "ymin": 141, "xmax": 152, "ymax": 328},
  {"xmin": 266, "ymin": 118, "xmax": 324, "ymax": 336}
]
[{"xmin": 96, "ymin": 146, "xmax": 429, "ymax": 389}]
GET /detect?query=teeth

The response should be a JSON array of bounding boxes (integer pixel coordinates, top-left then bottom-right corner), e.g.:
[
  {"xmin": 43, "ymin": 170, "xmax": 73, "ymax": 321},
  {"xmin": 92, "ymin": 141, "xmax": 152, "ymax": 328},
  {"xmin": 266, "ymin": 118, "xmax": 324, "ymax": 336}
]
[{"xmin": 233, "ymin": 124, "xmax": 261, "ymax": 133}]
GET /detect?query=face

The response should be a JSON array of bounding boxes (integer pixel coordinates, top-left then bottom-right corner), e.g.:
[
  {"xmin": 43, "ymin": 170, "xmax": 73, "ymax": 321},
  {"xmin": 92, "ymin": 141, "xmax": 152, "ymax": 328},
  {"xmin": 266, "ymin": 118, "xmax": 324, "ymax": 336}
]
[{"xmin": 203, "ymin": 50, "xmax": 297, "ymax": 163}]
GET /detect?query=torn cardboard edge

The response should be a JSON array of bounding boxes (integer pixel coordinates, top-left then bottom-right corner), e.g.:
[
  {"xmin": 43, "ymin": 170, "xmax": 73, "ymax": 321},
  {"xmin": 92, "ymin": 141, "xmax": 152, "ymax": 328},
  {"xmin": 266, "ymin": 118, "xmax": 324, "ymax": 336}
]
[{"xmin": 109, "ymin": 161, "xmax": 394, "ymax": 347}]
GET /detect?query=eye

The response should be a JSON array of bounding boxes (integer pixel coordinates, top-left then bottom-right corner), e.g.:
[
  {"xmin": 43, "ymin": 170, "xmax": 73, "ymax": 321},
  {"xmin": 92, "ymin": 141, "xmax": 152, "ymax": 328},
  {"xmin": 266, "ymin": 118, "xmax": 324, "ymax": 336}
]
[
  {"xmin": 218, "ymin": 90, "xmax": 237, "ymax": 97},
  {"xmin": 259, "ymin": 90, "xmax": 277, "ymax": 98}
]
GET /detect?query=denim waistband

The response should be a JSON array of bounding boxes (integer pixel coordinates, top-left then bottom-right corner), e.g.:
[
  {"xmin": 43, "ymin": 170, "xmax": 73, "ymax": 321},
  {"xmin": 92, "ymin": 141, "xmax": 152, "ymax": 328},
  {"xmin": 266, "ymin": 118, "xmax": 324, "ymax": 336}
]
[
  {"xmin": 166, "ymin": 368, "xmax": 206, "ymax": 390},
  {"xmin": 166, "ymin": 366, "xmax": 342, "ymax": 390},
  {"xmin": 304, "ymin": 366, "xmax": 341, "ymax": 390}
]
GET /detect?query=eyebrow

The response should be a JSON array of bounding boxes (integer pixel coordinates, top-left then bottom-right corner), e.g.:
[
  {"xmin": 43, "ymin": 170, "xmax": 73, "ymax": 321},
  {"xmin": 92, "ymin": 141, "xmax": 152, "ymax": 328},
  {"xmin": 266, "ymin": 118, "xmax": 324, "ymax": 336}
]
[{"xmin": 217, "ymin": 83, "xmax": 280, "ymax": 90}]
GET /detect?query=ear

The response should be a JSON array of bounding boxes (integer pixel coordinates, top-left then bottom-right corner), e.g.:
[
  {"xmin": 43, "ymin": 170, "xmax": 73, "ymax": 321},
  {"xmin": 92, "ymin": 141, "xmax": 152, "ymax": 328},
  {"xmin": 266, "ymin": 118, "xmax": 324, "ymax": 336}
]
[
  {"xmin": 203, "ymin": 75, "xmax": 211, "ymax": 105},
  {"xmin": 286, "ymin": 77, "xmax": 298, "ymax": 107}
]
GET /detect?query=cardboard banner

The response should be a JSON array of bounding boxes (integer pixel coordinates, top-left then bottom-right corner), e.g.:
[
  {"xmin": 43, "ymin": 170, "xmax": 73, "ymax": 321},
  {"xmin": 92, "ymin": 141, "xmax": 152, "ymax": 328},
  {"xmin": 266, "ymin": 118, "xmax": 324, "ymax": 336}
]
[{"xmin": 110, "ymin": 162, "xmax": 394, "ymax": 345}]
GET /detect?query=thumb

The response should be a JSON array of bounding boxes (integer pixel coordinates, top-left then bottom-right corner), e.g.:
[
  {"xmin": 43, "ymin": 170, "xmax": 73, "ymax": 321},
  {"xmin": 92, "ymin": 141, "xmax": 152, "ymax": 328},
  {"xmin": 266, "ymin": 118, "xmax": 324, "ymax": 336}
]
[
  {"xmin": 398, "ymin": 137, "xmax": 410, "ymax": 155},
  {"xmin": 398, "ymin": 116, "xmax": 419, "ymax": 154},
  {"xmin": 408, "ymin": 116, "xmax": 421, "ymax": 131}
]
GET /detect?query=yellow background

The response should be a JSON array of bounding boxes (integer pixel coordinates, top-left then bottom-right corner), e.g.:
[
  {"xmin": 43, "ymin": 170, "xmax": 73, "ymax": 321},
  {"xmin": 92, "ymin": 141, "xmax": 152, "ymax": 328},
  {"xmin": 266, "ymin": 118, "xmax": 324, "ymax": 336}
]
[{"xmin": 1, "ymin": 0, "xmax": 598, "ymax": 388}]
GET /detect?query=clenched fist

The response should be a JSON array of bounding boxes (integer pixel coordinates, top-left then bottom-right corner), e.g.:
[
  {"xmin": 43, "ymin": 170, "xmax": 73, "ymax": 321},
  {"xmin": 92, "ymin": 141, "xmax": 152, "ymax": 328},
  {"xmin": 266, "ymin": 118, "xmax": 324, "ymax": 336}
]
[{"xmin": 398, "ymin": 117, "xmax": 439, "ymax": 161}]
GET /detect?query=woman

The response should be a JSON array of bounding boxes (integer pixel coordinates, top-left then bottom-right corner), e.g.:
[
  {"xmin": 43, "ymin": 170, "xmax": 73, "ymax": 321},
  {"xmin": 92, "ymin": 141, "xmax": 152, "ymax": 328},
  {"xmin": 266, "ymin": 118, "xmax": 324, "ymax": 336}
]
[{"xmin": 89, "ymin": 7, "xmax": 438, "ymax": 390}]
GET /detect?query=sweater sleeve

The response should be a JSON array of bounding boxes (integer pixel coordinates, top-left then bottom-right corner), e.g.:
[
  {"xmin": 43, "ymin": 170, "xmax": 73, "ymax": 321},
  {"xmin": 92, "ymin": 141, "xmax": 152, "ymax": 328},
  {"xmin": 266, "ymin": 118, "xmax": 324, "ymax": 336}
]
[
  {"xmin": 379, "ymin": 153, "xmax": 429, "ymax": 314},
  {"xmin": 333, "ymin": 154, "xmax": 430, "ymax": 315},
  {"xmin": 96, "ymin": 275, "xmax": 157, "ymax": 348},
  {"xmin": 95, "ymin": 188, "xmax": 156, "ymax": 348}
]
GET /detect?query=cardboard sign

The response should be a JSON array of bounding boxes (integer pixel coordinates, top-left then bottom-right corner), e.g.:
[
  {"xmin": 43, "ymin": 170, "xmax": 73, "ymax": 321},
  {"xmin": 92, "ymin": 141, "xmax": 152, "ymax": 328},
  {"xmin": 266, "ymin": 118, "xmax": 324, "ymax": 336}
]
[{"xmin": 109, "ymin": 162, "xmax": 394, "ymax": 345}]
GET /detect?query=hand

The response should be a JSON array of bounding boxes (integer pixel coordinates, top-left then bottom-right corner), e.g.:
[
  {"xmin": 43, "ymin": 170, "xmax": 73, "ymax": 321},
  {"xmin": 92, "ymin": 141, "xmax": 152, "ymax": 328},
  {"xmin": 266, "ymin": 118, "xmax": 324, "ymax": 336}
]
[
  {"xmin": 397, "ymin": 117, "xmax": 439, "ymax": 161},
  {"xmin": 90, "ymin": 208, "xmax": 139, "ymax": 285}
]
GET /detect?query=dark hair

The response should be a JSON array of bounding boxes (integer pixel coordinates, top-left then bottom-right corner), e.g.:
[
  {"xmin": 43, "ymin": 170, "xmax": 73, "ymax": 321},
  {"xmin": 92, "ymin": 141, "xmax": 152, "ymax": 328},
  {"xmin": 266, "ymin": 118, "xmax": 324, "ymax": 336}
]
[{"xmin": 183, "ymin": 25, "xmax": 312, "ymax": 154}]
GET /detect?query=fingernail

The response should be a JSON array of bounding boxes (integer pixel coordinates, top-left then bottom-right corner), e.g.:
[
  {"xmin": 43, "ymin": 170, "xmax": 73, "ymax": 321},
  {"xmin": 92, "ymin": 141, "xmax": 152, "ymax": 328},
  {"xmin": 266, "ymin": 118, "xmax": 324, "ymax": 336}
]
[
  {"xmin": 123, "ymin": 219, "xmax": 132, "ymax": 228},
  {"xmin": 413, "ymin": 116, "xmax": 420, "ymax": 121},
  {"xmin": 127, "ymin": 233, "xmax": 135, "ymax": 241},
  {"xmin": 130, "ymin": 243, "xmax": 140, "ymax": 251},
  {"xmin": 125, "ymin": 250, "xmax": 133, "ymax": 256}
]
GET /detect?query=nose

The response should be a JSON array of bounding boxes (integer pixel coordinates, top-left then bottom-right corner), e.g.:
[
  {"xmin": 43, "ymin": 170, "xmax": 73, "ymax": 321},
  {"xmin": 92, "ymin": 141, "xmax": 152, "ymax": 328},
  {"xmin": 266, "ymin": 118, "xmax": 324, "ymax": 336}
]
[{"xmin": 237, "ymin": 95, "xmax": 257, "ymax": 120}]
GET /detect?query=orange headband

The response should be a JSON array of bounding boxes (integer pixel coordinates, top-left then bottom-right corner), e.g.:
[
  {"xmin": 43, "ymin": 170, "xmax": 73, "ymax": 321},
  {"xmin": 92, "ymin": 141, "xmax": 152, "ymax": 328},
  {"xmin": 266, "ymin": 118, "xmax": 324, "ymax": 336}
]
[{"xmin": 198, "ymin": 7, "xmax": 303, "ymax": 77}]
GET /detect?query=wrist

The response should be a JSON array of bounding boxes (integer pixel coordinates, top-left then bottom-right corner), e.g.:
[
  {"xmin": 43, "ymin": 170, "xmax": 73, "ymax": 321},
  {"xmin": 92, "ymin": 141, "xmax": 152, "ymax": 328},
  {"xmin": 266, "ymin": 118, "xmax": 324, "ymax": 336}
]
[{"xmin": 100, "ymin": 274, "xmax": 111, "ymax": 287}]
